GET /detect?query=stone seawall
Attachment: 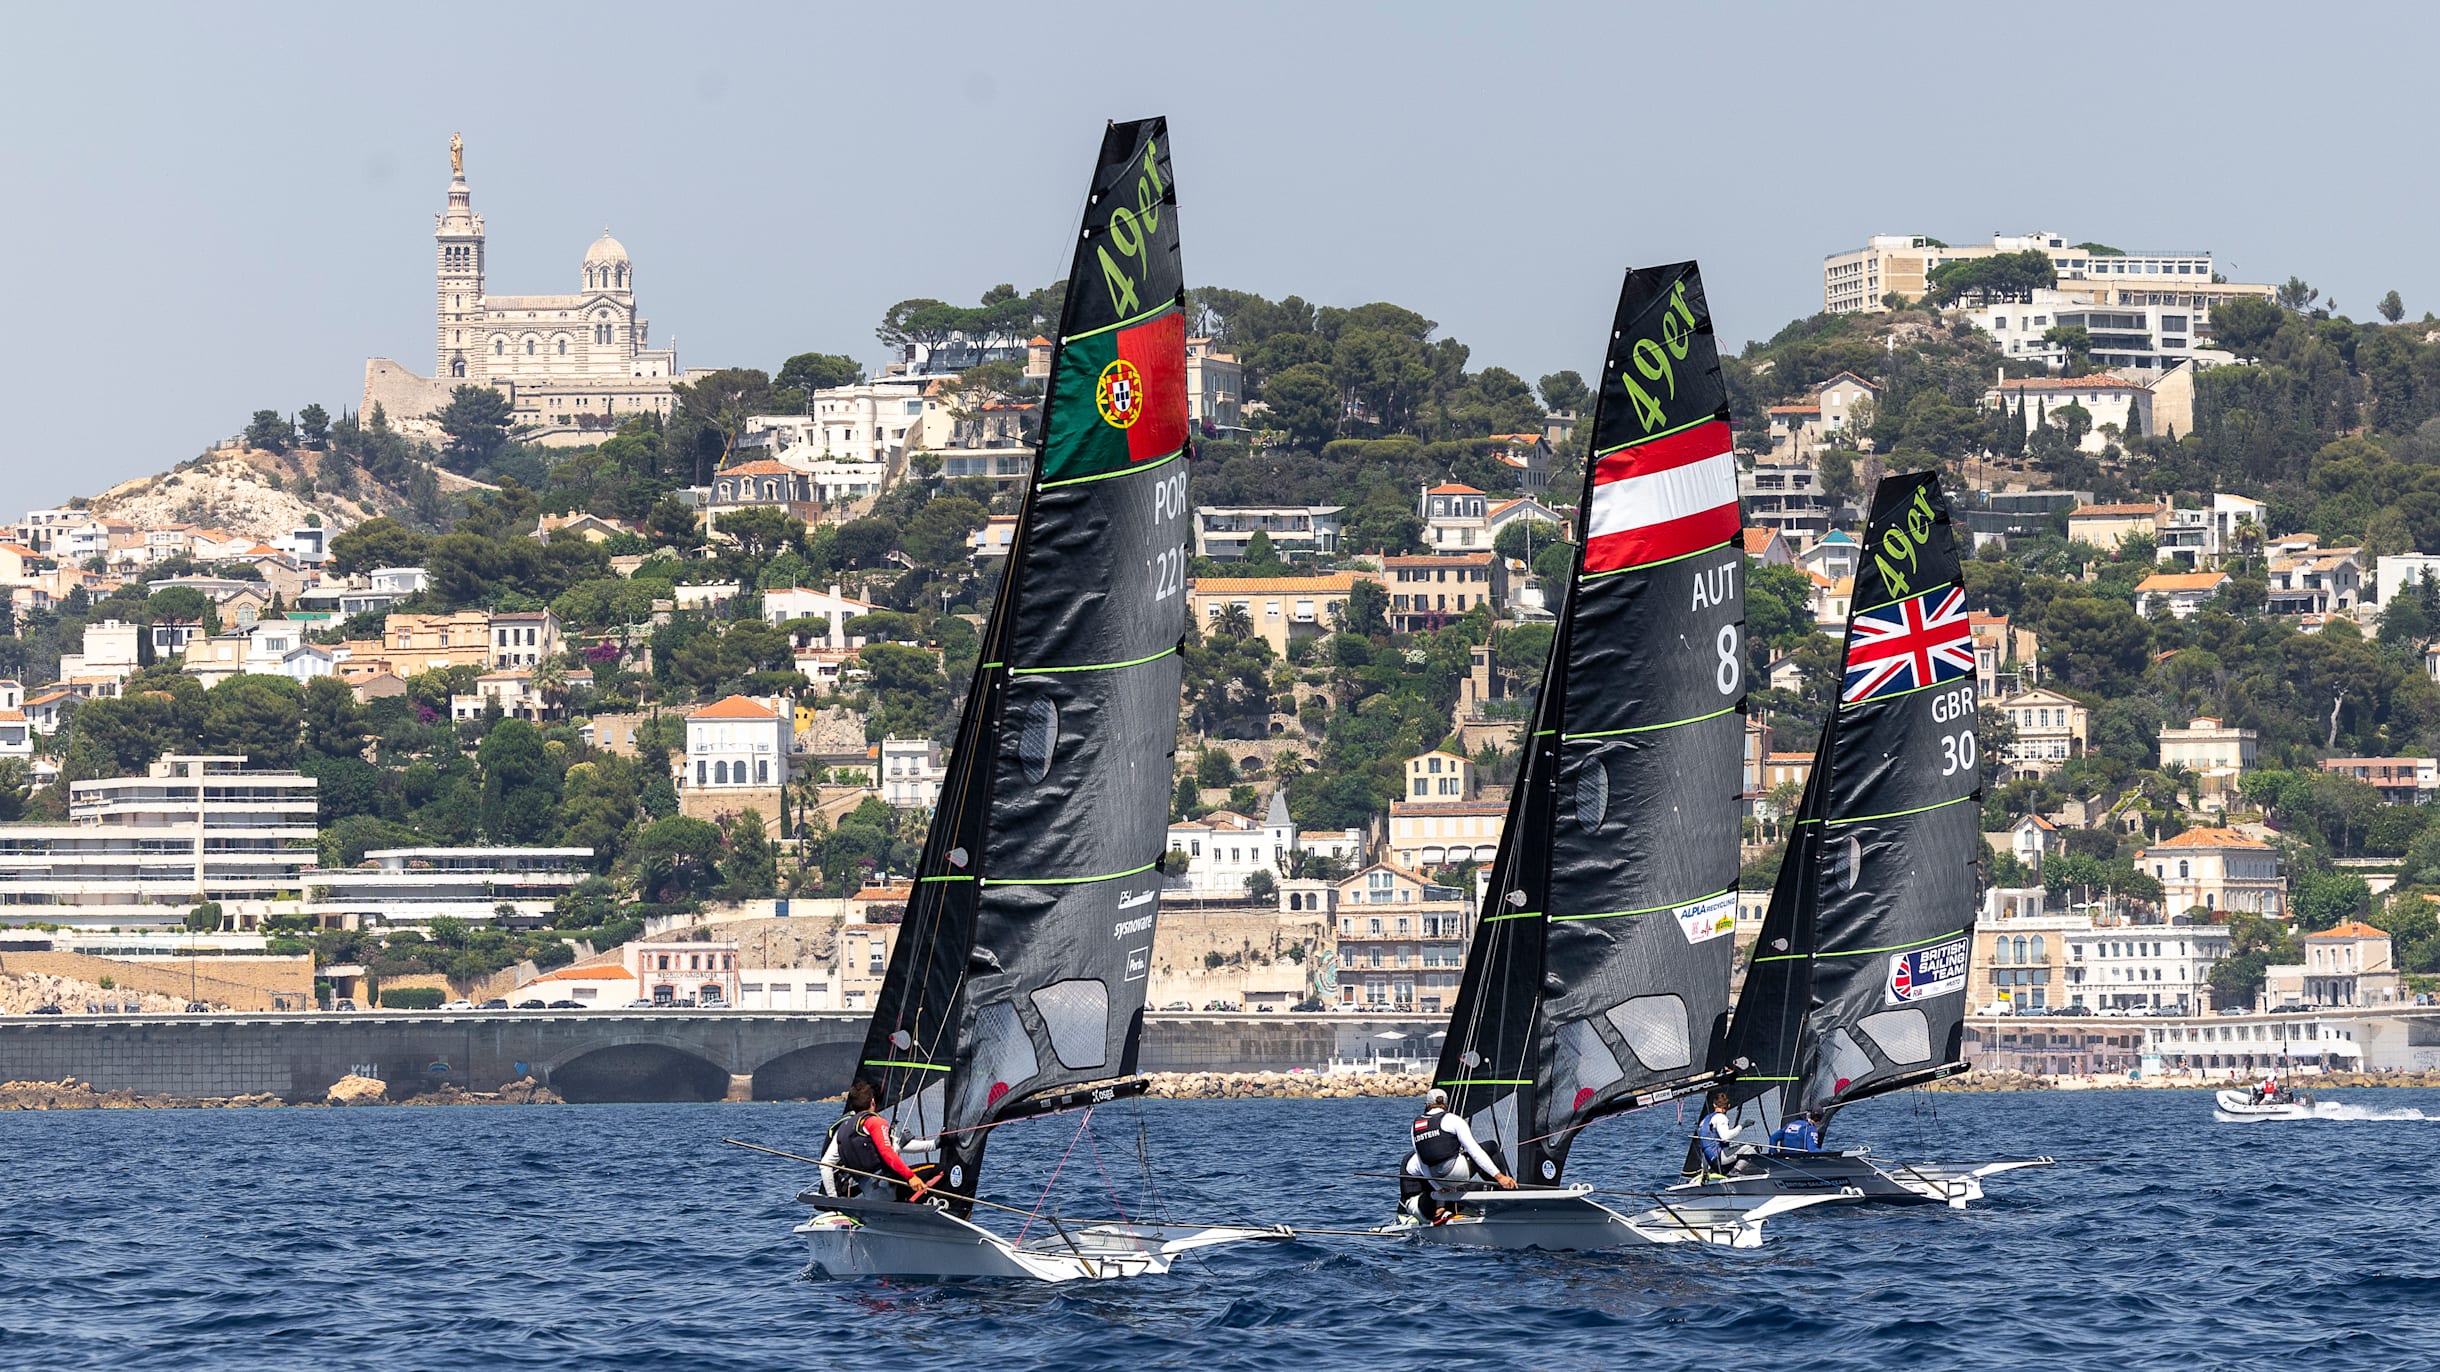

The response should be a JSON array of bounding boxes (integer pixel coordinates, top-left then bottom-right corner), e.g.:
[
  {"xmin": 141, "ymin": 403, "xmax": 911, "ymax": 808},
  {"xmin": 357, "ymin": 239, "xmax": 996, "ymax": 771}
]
[{"xmin": 0, "ymin": 1011, "xmax": 1447, "ymax": 1104}]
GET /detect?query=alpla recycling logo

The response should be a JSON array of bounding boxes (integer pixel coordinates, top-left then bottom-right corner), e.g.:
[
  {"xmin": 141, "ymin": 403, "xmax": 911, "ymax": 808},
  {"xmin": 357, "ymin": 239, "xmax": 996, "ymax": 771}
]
[{"xmin": 1096, "ymin": 358, "xmax": 1144, "ymax": 429}]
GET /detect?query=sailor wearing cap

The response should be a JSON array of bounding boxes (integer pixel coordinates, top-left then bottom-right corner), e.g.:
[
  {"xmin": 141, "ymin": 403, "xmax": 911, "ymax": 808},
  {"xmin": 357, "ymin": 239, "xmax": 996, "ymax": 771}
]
[{"xmin": 1401, "ymin": 1087, "xmax": 1516, "ymax": 1224}]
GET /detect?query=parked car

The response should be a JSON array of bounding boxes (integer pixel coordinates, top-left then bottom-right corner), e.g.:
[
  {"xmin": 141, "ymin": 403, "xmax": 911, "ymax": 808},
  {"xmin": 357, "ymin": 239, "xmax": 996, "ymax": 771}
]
[
  {"xmin": 333, "ymin": 999, "xmax": 358, "ymax": 1012},
  {"xmin": 627, "ymin": 999, "xmax": 656, "ymax": 1008},
  {"xmin": 516, "ymin": 999, "xmax": 546, "ymax": 1010},
  {"xmin": 2051, "ymin": 1005, "xmax": 2093, "ymax": 1017},
  {"xmin": 480, "ymin": 998, "xmax": 509, "ymax": 1010},
  {"xmin": 31, "ymin": 1003, "xmax": 64, "ymax": 1015},
  {"xmin": 1159, "ymin": 1001, "xmax": 1191, "ymax": 1012},
  {"xmin": 184, "ymin": 1002, "xmax": 210, "ymax": 1014},
  {"xmin": 1290, "ymin": 998, "xmax": 1325, "ymax": 1013},
  {"xmin": 442, "ymin": 999, "xmax": 474, "ymax": 1011},
  {"xmin": 549, "ymin": 999, "xmax": 584, "ymax": 1010}
]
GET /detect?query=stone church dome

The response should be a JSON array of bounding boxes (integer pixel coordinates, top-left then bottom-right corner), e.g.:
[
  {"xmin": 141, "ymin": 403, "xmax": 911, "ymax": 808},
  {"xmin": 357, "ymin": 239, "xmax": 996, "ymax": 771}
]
[{"xmin": 584, "ymin": 230, "xmax": 629, "ymax": 266}]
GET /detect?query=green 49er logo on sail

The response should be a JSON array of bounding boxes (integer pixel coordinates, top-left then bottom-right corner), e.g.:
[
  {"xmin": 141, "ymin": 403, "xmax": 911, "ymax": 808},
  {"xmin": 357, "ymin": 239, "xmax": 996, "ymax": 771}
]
[{"xmin": 1097, "ymin": 358, "xmax": 1145, "ymax": 429}]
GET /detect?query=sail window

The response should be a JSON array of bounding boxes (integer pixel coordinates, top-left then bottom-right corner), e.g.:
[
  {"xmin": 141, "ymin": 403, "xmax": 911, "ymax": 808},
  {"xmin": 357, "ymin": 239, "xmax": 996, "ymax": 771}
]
[
  {"xmin": 1019, "ymin": 696, "xmax": 1060, "ymax": 782},
  {"xmin": 1573, "ymin": 756, "xmax": 1610, "ymax": 833},
  {"xmin": 1604, "ymin": 995, "xmax": 1691, "ymax": 1071},
  {"xmin": 1029, "ymin": 979, "xmax": 1109, "ymax": 1070},
  {"xmin": 956, "ymin": 1002, "xmax": 1040, "ymax": 1120},
  {"xmin": 1856, "ymin": 1008, "xmax": 1934, "ymax": 1064},
  {"xmin": 1550, "ymin": 1018, "xmax": 1624, "ymax": 1113}
]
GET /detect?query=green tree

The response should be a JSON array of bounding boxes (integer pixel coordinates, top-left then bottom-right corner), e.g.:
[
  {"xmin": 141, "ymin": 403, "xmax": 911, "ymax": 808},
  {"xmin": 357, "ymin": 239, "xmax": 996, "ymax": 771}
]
[
  {"xmin": 713, "ymin": 507, "xmax": 804, "ymax": 560},
  {"xmin": 901, "ymin": 497, "xmax": 989, "ymax": 566},
  {"xmin": 1924, "ymin": 250, "xmax": 2057, "ymax": 306},
  {"xmin": 327, "ymin": 517, "xmax": 431, "ymax": 577},
  {"xmin": 245, "ymin": 409, "xmax": 293, "ymax": 453},
  {"xmin": 626, "ymin": 815, "xmax": 725, "ymax": 901},
  {"xmin": 1264, "ymin": 362, "xmax": 1340, "ymax": 449},
  {"xmin": 435, "ymin": 384, "xmax": 514, "ymax": 473},
  {"xmin": 2210, "ymin": 296, "xmax": 2285, "ymax": 355},
  {"xmin": 2043, "ymin": 325, "xmax": 2094, "ymax": 375},
  {"xmin": 1536, "ymin": 370, "xmax": 1591, "ymax": 415},
  {"xmin": 1338, "ymin": 580, "xmax": 1389, "ymax": 636},
  {"xmin": 184, "ymin": 901, "xmax": 225, "ymax": 933},
  {"xmin": 719, "ymin": 809, "xmax": 779, "ymax": 899},
  {"xmin": 775, "ymin": 351, "xmax": 865, "ymax": 395},
  {"xmin": 477, "ymin": 717, "xmax": 561, "ymax": 845},
  {"xmin": 2378, "ymin": 290, "xmax": 2406, "ymax": 324},
  {"xmin": 301, "ymin": 676, "xmax": 367, "ymax": 760},
  {"xmin": 297, "ymin": 403, "xmax": 330, "ymax": 447},
  {"xmin": 199, "ymin": 675, "xmax": 303, "ymax": 767}
]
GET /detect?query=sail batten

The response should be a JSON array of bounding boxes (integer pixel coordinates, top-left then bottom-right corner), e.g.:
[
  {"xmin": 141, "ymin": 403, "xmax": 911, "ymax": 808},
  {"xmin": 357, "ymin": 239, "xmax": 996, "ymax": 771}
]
[
  {"xmin": 1434, "ymin": 262, "xmax": 1745, "ymax": 1187},
  {"xmin": 1717, "ymin": 473, "xmax": 1977, "ymax": 1138},
  {"xmin": 852, "ymin": 120, "xmax": 1188, "ymax": 1207}
]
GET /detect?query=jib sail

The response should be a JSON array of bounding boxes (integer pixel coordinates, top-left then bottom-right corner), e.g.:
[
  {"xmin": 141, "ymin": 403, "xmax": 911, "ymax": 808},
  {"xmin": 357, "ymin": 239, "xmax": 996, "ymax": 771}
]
[
  {"xmin": 852, "ymin": 119, "xmax": 1190, "ymax": 1207},
  {"xmin": 1434, "ymin": 262, "xmax": 1747, "ymax": 1186},
  {"xmin": 1716, "ymin": 472, "xmax": 1979, "ymax": 1139}
]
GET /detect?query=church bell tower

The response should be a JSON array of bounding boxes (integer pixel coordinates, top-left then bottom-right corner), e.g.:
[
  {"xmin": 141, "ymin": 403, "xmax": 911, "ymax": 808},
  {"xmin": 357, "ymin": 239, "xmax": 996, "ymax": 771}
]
[{"xmin": 435, "ymin": 132, "xmax": 486, "ymax": 381}]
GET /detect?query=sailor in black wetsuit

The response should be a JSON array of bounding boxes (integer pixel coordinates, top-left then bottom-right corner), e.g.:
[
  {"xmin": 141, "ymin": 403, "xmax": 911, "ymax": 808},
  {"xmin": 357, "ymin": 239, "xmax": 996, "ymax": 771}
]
[{"xmin": 1401, "ymin": 1087, "xmax": 1514, "ymax": 1223}]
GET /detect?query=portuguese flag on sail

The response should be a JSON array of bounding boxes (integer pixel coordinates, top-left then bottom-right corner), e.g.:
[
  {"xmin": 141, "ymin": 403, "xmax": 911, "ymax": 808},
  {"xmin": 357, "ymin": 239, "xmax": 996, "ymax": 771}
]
[{"xmin": 1040, "ymin": 308, "xmax": 1188, "ymax": 483}]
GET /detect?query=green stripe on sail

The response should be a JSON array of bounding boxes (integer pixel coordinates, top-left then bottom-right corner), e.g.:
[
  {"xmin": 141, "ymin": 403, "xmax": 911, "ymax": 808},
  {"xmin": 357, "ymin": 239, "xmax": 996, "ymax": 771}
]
[
  {"xmin": 1039, "ymin": 446, "xmax": 1184, "ymax": 490},
  {"xmin": 1812, "ymin": 928, "xmax": 1971, "ymax": 960},
  {"xmin": 1590, "ymin": 412, "xmax": 1715, "ymax": 459},
  {"xmin": 1011, "ymin": 646, "xmax": 1178, "ymax": 676},
  {"xmin": 1438, "ymin": 1079, "xmax": 1534, "ymax": 1087},
  {"xmin": 1797, "ymin": 793, "xmax": 1977, "ymax": 828},
  {"xmin": 1577, "ymin": 537, "xmax": 1738, "ymax": 582},
  {"xmin": 1481, "ymin": 910, "xmax": 1543, "ymax": 922},
  {"xmin": 1551, "ymin": 887, "xmax": 1734, "ymax": 922},
  {"xmin": 1564, "ymin": 705, "xmax": 1739, "ymax": 741},
  {"xmin": 983, "ymin": 859, "xmax": 1162, "ymax": 888},
  {"xmin": 863, "ymin": 1059, "xmax": 951, "ymax": 1072},
  {"xmin": 1062, "ymin": 299, "xmax": 1178, "ymax": 346}
]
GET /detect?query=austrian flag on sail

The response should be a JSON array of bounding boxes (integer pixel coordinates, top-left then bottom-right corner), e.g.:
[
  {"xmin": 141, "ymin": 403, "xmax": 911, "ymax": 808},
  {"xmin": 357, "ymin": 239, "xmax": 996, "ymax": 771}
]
[{"xmin": 1583, "ymin": 418, "xmax": 1738, "ymax": 574}]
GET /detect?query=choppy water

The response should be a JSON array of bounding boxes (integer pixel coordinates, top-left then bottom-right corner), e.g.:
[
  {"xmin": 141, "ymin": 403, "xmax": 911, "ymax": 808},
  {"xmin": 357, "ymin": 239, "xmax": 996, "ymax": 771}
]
[{"xmin": 4, "ymin": 1089, "xmax": 2436, "ymax": 1371}]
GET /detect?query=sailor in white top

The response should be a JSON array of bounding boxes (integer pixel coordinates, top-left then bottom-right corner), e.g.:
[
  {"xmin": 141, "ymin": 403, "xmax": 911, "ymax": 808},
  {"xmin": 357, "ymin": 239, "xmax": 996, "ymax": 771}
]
[
  {"xmin": 1697, "ymin": 1089, "xmax": 1747, "ymax": 1176},
  {"xmin": 1403, "ymin": 1087, "xmax": 1515, "ymax": 1222}
]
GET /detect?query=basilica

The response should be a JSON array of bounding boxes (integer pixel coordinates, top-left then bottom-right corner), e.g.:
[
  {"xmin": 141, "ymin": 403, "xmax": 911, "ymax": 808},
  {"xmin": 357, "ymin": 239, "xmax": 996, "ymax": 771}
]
[{"xmin": 363, "ymin": 136, "xmax": 687, "ymax": 444}]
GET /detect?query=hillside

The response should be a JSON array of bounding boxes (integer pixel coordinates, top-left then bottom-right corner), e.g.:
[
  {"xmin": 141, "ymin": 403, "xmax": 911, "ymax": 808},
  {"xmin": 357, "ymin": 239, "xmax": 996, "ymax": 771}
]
[{"xmin": 84, "ymin": 445, "xmax": 490, "ymax": 542}]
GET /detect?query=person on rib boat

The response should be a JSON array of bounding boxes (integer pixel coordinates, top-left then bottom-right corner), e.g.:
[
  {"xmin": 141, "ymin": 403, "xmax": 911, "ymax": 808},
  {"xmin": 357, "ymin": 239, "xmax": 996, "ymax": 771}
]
[
  {"xmin": 1402, "ymin": 1087, "xmax": 1514, "ymax": 1223},
  {"xmin": 1769, "ymin": 1108, "xmax": 1824, "ymax": 1153},
  {"xmin": 1696, "ymin": 1090, "xmax": 1751, "ymax": 1178},
  {"xmin": 820, "ymin": 1079, "xmax": 935, "ymax": 1203}
]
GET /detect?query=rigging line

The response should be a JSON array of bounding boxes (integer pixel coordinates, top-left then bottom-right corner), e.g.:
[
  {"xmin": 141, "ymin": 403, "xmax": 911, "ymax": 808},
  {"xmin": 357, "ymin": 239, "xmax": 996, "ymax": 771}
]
[
  {"xmin": 1551, "ymin": 886, "xmax": 1735, "ymax": 923},
  {"xmin": 1081, "ymin": 1118, "xmax": 1131, "ymax": 1223},
  {"xmin": 1575, "ymin": 537, "xmax": 1740, "ymax": 582},
  {"xmin": 983, "ymin": 858, "xmax": 1161, "ymax": 888},
  {"xmin": 1017, "ymin": 1106, "xmax": 1096, "ymax": 1246},
  {"xmin": 1589, "ymin": 411, "xmax": 1721, "ymax": 459},
  {"xmin": 1009, "ymin": 645, "xmax": 1178, "ymax": 676}
]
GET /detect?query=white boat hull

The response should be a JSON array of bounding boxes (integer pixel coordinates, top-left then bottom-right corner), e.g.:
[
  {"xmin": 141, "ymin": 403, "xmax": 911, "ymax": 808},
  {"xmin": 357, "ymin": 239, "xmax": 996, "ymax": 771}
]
[
  {"xmin": 2214, "ymin": 1089, "xmax": 2314, "ymax": 1121},
  {"xmin": 1670, "ymin": 1149, "xmax": 2054, "ymax": 1210},
  {"xmin": 1392, "ymin": 1184, "xmax": 1848, "ymax": 1250},
  {"xmin": 797, "ymin": 1192, "xmax": 1289, "ymax": 1282}
]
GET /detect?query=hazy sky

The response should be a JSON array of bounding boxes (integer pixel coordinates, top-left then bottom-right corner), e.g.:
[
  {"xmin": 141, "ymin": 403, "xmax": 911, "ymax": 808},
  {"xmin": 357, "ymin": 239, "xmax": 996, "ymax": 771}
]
[{"xmin": 4, "ymin": 2, "xmax": 2430, "ymax": 513}]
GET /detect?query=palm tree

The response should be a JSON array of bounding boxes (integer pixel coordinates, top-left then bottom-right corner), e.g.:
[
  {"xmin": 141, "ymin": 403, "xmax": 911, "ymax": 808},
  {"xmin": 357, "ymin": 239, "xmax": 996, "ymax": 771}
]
[{"xmin": 1216, "ymin": 603, "xmax": 1254, "ymax": 639}]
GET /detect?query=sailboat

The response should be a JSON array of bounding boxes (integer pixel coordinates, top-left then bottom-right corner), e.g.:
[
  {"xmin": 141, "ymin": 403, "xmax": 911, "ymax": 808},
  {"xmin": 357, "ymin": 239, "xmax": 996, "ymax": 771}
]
[
  {"xmin": 1673, "ymin": 472, "xmax": 2051, "ymax": 1208},
  {"xmin": 1402, "ymin": 262, "xmax": 1851, "ymax": 1250},
  {"xmin": 794, "ymin": 118, "xmax": 1286, "ymax": 1281}
]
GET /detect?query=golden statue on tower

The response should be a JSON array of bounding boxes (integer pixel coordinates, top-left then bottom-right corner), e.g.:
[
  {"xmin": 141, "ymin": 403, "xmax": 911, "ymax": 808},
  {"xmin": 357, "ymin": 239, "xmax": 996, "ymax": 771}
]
[{"xmin": 450, "ymin": 131, "xmax": 463, "ymax": 178}]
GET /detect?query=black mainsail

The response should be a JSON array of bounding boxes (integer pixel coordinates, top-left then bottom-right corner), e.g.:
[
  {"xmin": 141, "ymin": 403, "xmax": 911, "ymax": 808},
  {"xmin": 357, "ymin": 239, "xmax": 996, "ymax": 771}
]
[
  {"xmin": 1714, "ymin": 472, "xmax": 1979, "ymax": 1142},
  {"xmin": 852, "ymin": 120, "xmax": 1189, "ymax": 1210},
  {"xmin": 1434, "ymin": 263, "xmax": 1747, "ymax": 1187}
]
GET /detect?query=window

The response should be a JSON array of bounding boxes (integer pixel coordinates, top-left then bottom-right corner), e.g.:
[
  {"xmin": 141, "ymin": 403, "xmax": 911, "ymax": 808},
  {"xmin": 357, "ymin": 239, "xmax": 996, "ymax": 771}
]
[
  {"xmin": 526, "ymin": 338, "xmax": 536, "ymax": 355},
  {"xmin": 695, "ymin": 761, "xmax": 706, "ymax": 785},
  {"xmin": 557, "ymin": 338, "xmax": 567, "ymax": 355},
  {"xmin": 714, "ymin": 760, "xmax": 729, "ymax": 784},
  {"xmin": 494, "ymin": 338, "xmax": 504, "ymax": 355}
]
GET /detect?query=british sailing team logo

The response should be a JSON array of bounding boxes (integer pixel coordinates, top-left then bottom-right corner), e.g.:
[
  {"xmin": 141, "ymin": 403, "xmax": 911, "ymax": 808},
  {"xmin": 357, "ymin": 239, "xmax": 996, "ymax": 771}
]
[{"xmin": 1096, "ymin": 358, "xmax": 1145, "ymax": 429}]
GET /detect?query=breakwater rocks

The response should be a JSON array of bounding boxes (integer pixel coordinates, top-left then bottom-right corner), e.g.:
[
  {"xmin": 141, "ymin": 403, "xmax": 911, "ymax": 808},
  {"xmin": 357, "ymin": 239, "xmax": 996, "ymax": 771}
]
[
  {"xmin": 1143, "ymin": 1071, "xmax": 1429, "ymax": 1100},
  {"xmin": 0, "ymin": 1075, "xmax": 565, "ymax": 1111},
  {"xmin": 1926, "ymin": 1068, "xmax": 2440, "ymax": 1092}
]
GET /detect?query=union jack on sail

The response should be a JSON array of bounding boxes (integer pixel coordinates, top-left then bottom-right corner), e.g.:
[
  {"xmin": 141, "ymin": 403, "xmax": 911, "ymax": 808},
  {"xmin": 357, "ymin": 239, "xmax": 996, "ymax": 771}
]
[{"xmin": 1841, "ymin": 584, "xmax": 1974, "ymax": 704}]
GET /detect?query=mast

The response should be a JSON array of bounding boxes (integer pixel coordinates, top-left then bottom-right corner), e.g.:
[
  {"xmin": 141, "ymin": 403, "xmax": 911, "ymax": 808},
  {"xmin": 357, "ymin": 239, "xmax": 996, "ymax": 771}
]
[
  {"xmin": 1716, "ymin": 472, "xmax": 1980, "ymax": 1140},
  {"xmin": 851, "ymin": 120, "xmax": 1188, "ymax": 1211},
  {"xmin": 1435, "ymin": 263, "xmax": 1746, "ymax": 1186}
]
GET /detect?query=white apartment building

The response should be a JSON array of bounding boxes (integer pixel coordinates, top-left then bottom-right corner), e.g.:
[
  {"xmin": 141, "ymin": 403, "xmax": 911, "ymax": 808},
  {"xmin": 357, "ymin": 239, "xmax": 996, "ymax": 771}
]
[
  {"xmin": 1824, "ymin": 231, "xmax": 2219, "ymax": 316},
  {"xmin": 1987, "ymin": 375, "xmax": 2153, "ymax": 447},
  {"xmin": 2133, "ymin": 571, "xmax": 2231, "ymax": 619},
  {"xmin": 761, "ymin": 584, "xmax": 879, "ymax": 649},
  {"xmin": 748, "ymin": 379, "xmax": 953, "ymax": 468},
  {"xmin": 0, "ymin": 678, "xmax": 29, "ymax": 762},
  {"xmin": 2063, "ymin": 919, "xmax": 2231, "ymax": 1014},
  {"xmin": 1974, "ymin": 886, "xmax": 2085, "ymax": 1014},
  {"xmin": 1186, "ymin": 336, "xmax": 1245, "ymax": 435},
  {"xmin": 57, "ymin": 619, "xmax": 141, "ymax": 695},
  {"xmin": 1333, "ymin": 863, "xmax": 1470, "ymax": 1013},
  {"xmin": 0, "ymin": 756, "xmax": 317, "ymax": 931},
  {"xmin": 304, "ymin": 847, "xmax": 593, "ymax": 929},
  {"xmin": 685, "ymin": 696, "xmax": 789, "ymax": 791},
  {"xmin": 2157, "ymin": 720, "xmax": 2259, "ymax": 807},
  {"xmin": 2141, "ymin": 827, "xmax": 2283, "ymax": 919},
  {"xmin": 1193, "ymin": 506, "xmax": 1346, "ymax": 561},
  {"xmin": 490, "ymin": 610, "xmax": 562, "ymax": 669},
  {"xmin": 1741, "ymin": 459, "xmax": 1839, "ymax": 538},
  {"xmin": 878, "ymin": 736, "xmax": 947, "ymax": 810},
  {"xmin": 2157, "ymin": 494, "xmax": 2268, "ymax": 568},
  {"xmin": 1994, "ymin": 687, "xmax": 2088, "ymax": 778},
  {"xmin": 2375, "ymin": 552, "xmax": 2440, "ymax": 606},
  {"xmin": 2266, "ymin": 545, "xmax": 2364, "ymax": 616},
  {"xmin": 1166, "ymin": 793, "xmax": 1296, "ymax": 896}
]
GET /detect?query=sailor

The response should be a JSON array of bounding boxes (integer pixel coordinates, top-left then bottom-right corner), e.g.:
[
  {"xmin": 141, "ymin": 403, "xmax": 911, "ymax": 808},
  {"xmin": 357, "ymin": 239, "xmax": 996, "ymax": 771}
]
[
  {"xmin": 1402, "ymin": 1087, "xmax": 1514, "ymax": 1223},
  {"xmin": 1770, "ymin": 1108, "xmax": 1824, "ymax": 1153},
  {"xmin": 2252, "ymin": 1073, "xmax": 2280, "ymax": 1105},
  {"xmin": 821, "ymin": 1079, "xmax": 935, "ymax": 1203},
  {"xmin": 1697, "ymin": 1090, "xmax": 1751, "ymax": 1177}
]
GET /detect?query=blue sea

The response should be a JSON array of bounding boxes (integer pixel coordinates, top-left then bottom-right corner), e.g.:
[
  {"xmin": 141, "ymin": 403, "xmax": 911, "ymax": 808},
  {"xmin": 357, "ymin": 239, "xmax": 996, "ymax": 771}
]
[{"xmin": 3, "ymin": 1089, "xmax": 2435, "ymax": 1371}]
